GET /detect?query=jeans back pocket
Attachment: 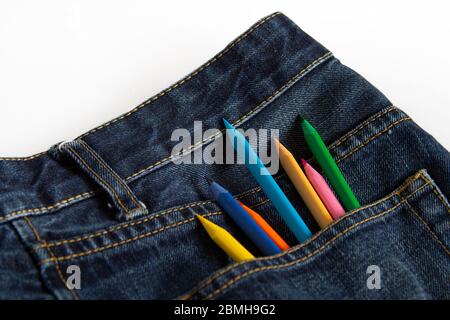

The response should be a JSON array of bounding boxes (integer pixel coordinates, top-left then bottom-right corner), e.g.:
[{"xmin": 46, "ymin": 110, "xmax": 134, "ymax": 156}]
[{"xmin": 182, "ymin": 170, "xmax": 450, "ymax": 300}]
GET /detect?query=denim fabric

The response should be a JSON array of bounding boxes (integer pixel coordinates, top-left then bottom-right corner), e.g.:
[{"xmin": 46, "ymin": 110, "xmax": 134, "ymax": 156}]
[
  {"xmin": 0, "ymin": 12, "xmax": 448, "ymax": 300},
  {"xmin": 54, "ymin": 139, "xmax": 148, "ymax": 221}
]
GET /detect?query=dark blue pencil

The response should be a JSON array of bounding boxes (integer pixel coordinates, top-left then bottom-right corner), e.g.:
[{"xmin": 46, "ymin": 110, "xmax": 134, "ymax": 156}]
[{"xmin": 208, "ymin": 180, "xmax": 281, "ymax": 256}]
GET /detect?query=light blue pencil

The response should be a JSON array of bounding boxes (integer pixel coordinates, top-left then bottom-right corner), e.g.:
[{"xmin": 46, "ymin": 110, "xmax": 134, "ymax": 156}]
[{"xmin": 223, "ymin": 119, "xmax": 312, "ymax": 242}]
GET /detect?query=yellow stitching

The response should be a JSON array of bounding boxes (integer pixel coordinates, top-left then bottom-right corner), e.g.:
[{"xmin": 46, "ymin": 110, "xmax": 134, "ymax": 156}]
[
  {"xmin": 42, "ymin": 175, "xmax": 427, "ymax": 275},
  {"xmin": 46, "ymin": 245, "xmax": 79, "ymax": 300},
  {"xmin": 77, "ymin": 140, "xmax": 142, "ymax": 210},
  {"xmin": 420, "ymin": 175, "xmax": 450, "ymax": 213},
  {"xmin": 24, "ymin": 217, "xmax": 79, "ymax": 300},
  {"xmin": 235, "ymin": 187, "xmax": 261, "ymax": 199},
  {"xmin": 330, "ymin": 106, "xmax": 396, "ymax": 149},
  {"xmin": 38, "ymin": 179, "xmax": 432, "ymax": 297},
  {"xmin": 180, "ymin": 174, "xmax": 428, "ymax": 299},
  {"xmin": 0, "ymin": 13, "xmax": 282, "ymax": 163},
  {"xmin": 1, "ymin": 17, "xmax": 409, "ymax": 226},
  {"xmin": 248, "ymin": 198, "xmax": 270, "ymax": 209},
  {"xmin": 214, "ymin": 108, "xmax": 405, "ymax": 203},
  {"xmin": 1, "ymin": 111, "xmax": 409, "ymax": 227},
  {"xmin": 78, "ymin": 12, "xmax": 282, "ymax": 140},
  {"xmin": 20, "ymin": 111, "xmax": 409, "ymax": 248},
  {"xmin": 37, "ymin": 191, "xmax": 271, "ymax": 250},
  {"xmin": 327, "ymin": 106, "xmax": 395, "ymax": 152},
  {"xmin": 79, "ymin": 140, "xmax": 142, "ymax": 208},
  {"xmin": 0, "ymin": 151, "xmax": 47, "ymax": 161},
  {"xmin": 0, "ymin": 191, "xmax": 95, "ymax": 222},
  {"xmin": 403, "ymin": 200, "xmax": 450, "ymax": 256},
  {"xmin": 0, "ymin": 52, "xmax": 332, "ymax": 221},
  {"xmin": 126, "ymin": 52, "xmax": 333, "ymax": 181},
  {"xmin": 38, "ymin": 199, "xmax": 269, "ymax": 255},
  {"xmin": 335, "ymin": 117, "xmax": 411, "ymax": 163},
  {"xmin": 24, "ymin": 216, "xmax": 42, "ymax": 242},
  {"xmin": 205, "ymin": 208, "xmax": 393, "ymax": 299},
  {"xmin": 0, "ymin": 51, "xmax": 333, "ymax": 222},
  {"xmin": 201, "ymin": 185, "xmax": 433, "ymax": 300},
  {"xmin": 37, "ymin": 200, "xmax": 213, "ymax": 249},
  {"xmin": 39, "ymin": 211, "xmax": 223, "ymax": 265},
  {"xmin": 66, "ymin": 145, "xmax": 131, "ymax": 214}
]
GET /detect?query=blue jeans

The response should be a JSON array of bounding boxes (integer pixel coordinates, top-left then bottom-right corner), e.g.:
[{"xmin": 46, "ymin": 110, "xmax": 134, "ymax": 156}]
[{"xmin": 0, "ymin": 12, "xmax": 448, "ymax": 300}]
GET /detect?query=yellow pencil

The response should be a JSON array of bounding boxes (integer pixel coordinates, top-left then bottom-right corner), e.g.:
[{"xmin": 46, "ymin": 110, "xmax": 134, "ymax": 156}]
[
  {"xmin": 196, "ymin": 215, "xmax": 255, "ymax": 262},
  {"xmin": 273, "ymin": 138, "xmax": 333, "ymax": 229}
]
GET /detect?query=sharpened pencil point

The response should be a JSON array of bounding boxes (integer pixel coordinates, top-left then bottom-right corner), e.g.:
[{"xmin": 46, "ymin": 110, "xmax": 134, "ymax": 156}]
[
  {"xmin": 206, "ymin": 177, "xmax": 214, "ymax": 185},
  {"xmin": 298, "ymin": 115, "xmax": 305, "ymax": 124},
  {"xmin": 301, "ymin": 158, "xmax": 308, "ymax": 167},
  {"xmin": 196, "ymin": 214, "xmax": 208, "ymax": 226},
  {"xmin": 222, "ymin": 118, "xmax": 233, "ymax": 129}
]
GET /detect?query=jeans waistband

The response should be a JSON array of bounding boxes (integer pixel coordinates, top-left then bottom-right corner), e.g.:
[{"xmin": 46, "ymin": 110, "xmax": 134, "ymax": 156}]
[{"xmin": 0, "ymin": 12, "xmax": 332, "ymax": 223}]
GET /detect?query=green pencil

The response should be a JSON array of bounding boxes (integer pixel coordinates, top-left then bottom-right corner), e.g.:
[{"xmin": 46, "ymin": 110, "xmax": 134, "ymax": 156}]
[{"xmin": 299, "ymin": 116, "xmax": 360, "ymax": 211}]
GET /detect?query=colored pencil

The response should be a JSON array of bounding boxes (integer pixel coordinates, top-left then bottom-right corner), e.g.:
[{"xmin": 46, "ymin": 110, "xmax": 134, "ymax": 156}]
[
  {"xmin": 302, "ymin": 159, "xmax": 345, "ymax": 220},
  {"xmin": 274, "ymin": 138, "xmax": 333, "ymax": 228},
  {"xmin": 209, "ymin": 180, "xmax": 281, "ymax": 255},
  {"xmin": 299, "ymin": 116, "xmax": 360, "ymax": 211},
  {"xmin": 223, "ymin": 119, "xmax": 312, "ymax": 243},
  {"xmin": 196, "ymin": 215, "xmax": 255, "ymax": 262},
  {"xmin": 238, "ymin": 201, "xmax": 290, "ymax": 251}
]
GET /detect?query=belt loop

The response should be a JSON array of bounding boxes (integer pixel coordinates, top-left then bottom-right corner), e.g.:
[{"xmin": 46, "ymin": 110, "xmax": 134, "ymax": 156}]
[{"xmin": 57, "ymin": 139, "xmax": 148, "ymax": 220}]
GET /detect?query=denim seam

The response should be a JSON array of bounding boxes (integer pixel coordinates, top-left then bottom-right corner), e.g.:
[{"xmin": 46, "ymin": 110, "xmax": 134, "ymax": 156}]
[
  {"xmin": 335, "ymin": 117, "xmax": 412, "ymax": 163},
  {"xmin": 403, "ymin": 199, "xmax": 450, "ymax": 256},
  {"xmin": 39, "ymin": 173, "xmax": 425, "ymax": 267},
  {"xmin": 420, "ymin": 175, "xmax": 450, "ymax": 214},
  {"xmin": 37, "ymin": 199, "xmax": 242, "ymax": 249},
  {"xmin": 180, "ymin": 172, "xmax": 428, "ymax": 299},
  {"xmin": 330, "ymin": 106, "xmax": 397, "ymax": 149},
  {"xmin": 38, "ymin": 211, "xmax": 222, "ymax": 265},
  {"xmin": 32, "ymin": 196, "xmax": 258, "ymax": 252},
  {"xmin": 0, "ymin": 51, "xmax": 334, "ymax": 222},
  {"xmin": 76, "ymin": 12, "xmax": 282, "ymax": 140},
  {"xmin": 76, "ymin": 140, "xmax": 143, "ymax": 211},
  {"xmin": 24, "ymin": 217, "xmax": 79, "ymax": 300},
  {"xmin": 0, "ymin": 12, "xmax": 283, "ymax": 162},
  {"xmin": 0, "ymin": 151, "xmax": 47, "ymax": 161},
  {"xmin": 0, "ymin": 191, "xmax": 96, "ymax": 221},
  {"xmin": 34, "ymin": 113, "xmax": 408, "ymax": 250},
  {"xmin": 65, "ymin": 145, "xmax": 132, "ymax": 214},
  {"xmin": 124, "ymin": 52, "xmax": 334, "ymax": 182},
  {"xmin": 37, "ymin": 198, "xmax": 272, "ymax": 265},
  {"xmin": 1, "ymin": 111, "xmax": 411, "ymax": 234},
  {"xmin": 192, "ymin": 181, "xmax": 433, "ymax": 300},
  {"xmin": 227, "ymin": 114, "xmax": 411, "ymax": 211}
]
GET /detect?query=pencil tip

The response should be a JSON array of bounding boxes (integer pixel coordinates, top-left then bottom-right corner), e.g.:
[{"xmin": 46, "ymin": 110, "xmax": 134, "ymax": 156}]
[
  {"xmin": 195, "ymin": 214, "xmax": 206, "ymax": 224},
  {"xmin": 273, "ymin": 138, "xmax": 290, "ymax": 156},
  {"xmin": 206, "ymin": 177, "xmax": 214, "ymax": 185},
  {"xmin": 298, "ymin": 115, "xmax": 305, "ymax": 123},
  {"xmin": 222, "ymin": 118, "xmax": 233, "ymax": 129},
  {"xmin": 301, "ymin": 158, "xmax": 308, "ymax": 167}
]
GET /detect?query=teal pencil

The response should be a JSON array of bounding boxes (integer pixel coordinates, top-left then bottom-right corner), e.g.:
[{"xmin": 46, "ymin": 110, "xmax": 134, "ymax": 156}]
[{"xmin": 223, "ymin": 119, "xmax": 312, "ymax": 243}]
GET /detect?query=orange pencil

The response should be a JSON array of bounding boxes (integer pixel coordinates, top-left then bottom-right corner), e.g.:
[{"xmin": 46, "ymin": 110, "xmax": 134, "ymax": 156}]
[{"xmin": 238, "ymin": 201, "xmax": 290, "ymax": 251}]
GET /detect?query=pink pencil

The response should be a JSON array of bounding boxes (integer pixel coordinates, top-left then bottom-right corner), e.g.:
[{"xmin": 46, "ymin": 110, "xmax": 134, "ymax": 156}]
[{"xmin": 301, "ymin": 159, "xmax": 345, "ymax": 220}]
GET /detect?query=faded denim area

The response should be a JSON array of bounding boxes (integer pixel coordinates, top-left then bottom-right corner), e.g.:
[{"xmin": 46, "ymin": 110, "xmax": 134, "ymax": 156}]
[{"xmin": 0, "ymin": 12, "xmax": 448, "ymax": 299}]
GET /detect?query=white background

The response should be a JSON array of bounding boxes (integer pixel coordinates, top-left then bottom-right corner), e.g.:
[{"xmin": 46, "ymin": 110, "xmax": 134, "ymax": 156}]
[{"xmin": 1, "ymin": 0, "xmax": 449, "ymax": 157}]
